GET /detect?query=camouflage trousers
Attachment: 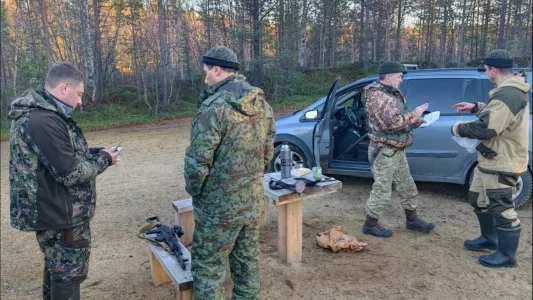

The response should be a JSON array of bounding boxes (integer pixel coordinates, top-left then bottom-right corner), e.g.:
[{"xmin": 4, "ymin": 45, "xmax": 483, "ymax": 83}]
[
  {"xmin": 191, "ymin": 219, "xmax": 260, "ymax": 300},
  {"xmin": 469, "ymin": 166, "xmax": 520, "ymax": 228},
  {"xmin": 366, "ymin": 144, "xmax": 418, "ymax": 219},
  {"xmin": 36, "ymin": 222, "xmax": 91, "ymax": 300}
]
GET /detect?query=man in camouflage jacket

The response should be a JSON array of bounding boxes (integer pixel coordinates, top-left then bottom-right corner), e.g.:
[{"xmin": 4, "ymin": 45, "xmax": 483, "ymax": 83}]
[
  {"xmin": 184, "ymin": 46, "xmax": 276, "ymax": 300},
  {"xmin": 9, "ymin": 62, "xmax": 119, "ymax": 299},
  {"xmin": 452, "ymin": 50, "xmax": 531, "ymax": 268},
  {"xmin": 362, "ymin": 61, "xmax": 435, "ymax": 238}
]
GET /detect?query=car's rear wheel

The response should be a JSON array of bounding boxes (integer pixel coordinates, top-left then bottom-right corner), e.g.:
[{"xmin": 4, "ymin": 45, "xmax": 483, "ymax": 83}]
[
  {"xmin": 267, "ymin": 143, "xmax": 310, "ymax": 173},
  {"xmin": 468, "ymin": 168, "xmax": 532, "ymax": 208}
]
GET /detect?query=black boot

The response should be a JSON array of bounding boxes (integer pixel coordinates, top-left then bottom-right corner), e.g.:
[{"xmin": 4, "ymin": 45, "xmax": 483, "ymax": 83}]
[
  {"xmin": 464, "ymin": 211, "xmax": 497, "ymax": 251},
  {"xmin": 362, "ymin": 215, "xmax": 393, "ymax": 238},
  {"xmin": 479, "ymin": 226, "xmax": 520, "ymax": 268},
  {"xmin": 405, "ymin": 209, "xmax": 435, "ymax": 233}
]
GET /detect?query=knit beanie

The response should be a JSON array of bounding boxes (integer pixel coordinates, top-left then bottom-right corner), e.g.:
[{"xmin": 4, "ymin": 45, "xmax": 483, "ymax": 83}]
[
  {"xmin": 377, "ymin": 61, "xmax": 407, "ymax": 74},
  {"xmin": 483, "ymin": 49, "xmax": 513, "ymax": 68},
  {"xmin": 202, "ymin": 46, "xmax": 240, "ymax": 70}
]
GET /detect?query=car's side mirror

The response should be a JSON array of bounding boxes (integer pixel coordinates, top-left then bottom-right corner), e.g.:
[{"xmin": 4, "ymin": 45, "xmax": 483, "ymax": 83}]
[{"xmin": 304, "ymin": 110, "xmax": 319, "ymax": 120}]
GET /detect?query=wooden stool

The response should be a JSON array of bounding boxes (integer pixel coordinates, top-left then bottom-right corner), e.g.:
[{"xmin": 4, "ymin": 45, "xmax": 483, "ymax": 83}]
[
  {"xmin": 146, "ymin": 239, "xmax": 193, "ymax": 299},
  {"xmin": 172, "ymin": 199, "xmax": 195, "ymax": 247}
]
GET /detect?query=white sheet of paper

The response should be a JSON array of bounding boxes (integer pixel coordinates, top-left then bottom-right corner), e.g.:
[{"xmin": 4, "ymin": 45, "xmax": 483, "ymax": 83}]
[{"xmin": 420, "ymin": 111, "xmax": 440, "ymax": 128}]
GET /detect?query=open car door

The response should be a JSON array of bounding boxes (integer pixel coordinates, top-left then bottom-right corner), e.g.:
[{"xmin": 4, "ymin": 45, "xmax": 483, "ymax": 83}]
[{"xmin": 313, "ymin": 77, "xmax": 340, "ymax": 172}]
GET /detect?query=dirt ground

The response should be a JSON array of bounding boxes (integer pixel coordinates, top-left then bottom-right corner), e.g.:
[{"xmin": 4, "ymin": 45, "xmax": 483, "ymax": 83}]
[{"xmin": 1, "ymin": 116, "xmax": 532, "ymax": 300}]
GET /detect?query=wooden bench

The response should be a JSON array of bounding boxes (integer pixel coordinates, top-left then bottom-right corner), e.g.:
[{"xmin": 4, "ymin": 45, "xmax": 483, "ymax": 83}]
[{"xmin": 146, "ymin": 233, "xmax": 194, "ymax": 300}]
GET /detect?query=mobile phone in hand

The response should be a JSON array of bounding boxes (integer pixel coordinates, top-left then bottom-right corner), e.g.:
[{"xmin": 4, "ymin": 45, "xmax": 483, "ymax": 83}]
[{"xmin": 112, "ymin": 142, "xmax": 124, "ymax": 152}]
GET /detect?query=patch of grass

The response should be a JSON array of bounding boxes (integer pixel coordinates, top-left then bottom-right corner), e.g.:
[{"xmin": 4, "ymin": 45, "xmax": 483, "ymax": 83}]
[
  {"xmin": 0, "ymin": 102, "xmax": 198, "ymax": 141},
  {"xmin": 73, "ymin": 102, "xmax": 198, "ymax": 130},
  {"xmin": 0, "ymin": 62, "xmax": 380, "ymax": 141}
]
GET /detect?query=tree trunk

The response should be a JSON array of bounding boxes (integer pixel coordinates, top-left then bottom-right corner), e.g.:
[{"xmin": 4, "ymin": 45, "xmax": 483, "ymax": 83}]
[
  {"xmin": 157, "ymin": 0, "xmax": 169, "ymax": 104},
  {"xmin": 331, "ymin": 0, "xmax": 337, "ymax": 66},
  {"xmin": 481, "ymin": 0, "xmax": 491, "ymax": 56},
  {"xmin": 173, "ymin": 0, "xmax": 185, "ymax": 81},
  {"xmin": 0, "ymin": 4, "xmax": 10, "ymax": 112},
  {"xmin": 359, "ymin": 0, "xmax": 366, "ymax": 65},
  {"xmin": 205, "ymin": 0, "xmax": 212, "ymax": 48},
  {"xmin": 299, "ymin": 0, "xmax": 308, "ymax": 67},
  {"xmin": 38, "ymin": 0, "xmax": 52, "ymax": 66},
  {"xmin": 319, "ymin": 0, "xmax": 327, "ymax": 67},
  {"xmin": 457, "ymin": 0, "xmax": 467, "ymax": 66},
  {"xmin": 523, "ymin": 0, "xmax": 532, "ymax": 64},
  {"xmin": 497, "ymin": 0, "xmax": 507, "ymax": 48},
  {"xmin": 440, "ymin": 0, "xmax": 448, "ymax": 67},
  {"xmin": 396, "ymin": 0, "xmax": 403, "ymax": 61},
  {"xmin": 426, "ymin": 0, "xmax": 434, "ymax": 62},
  {"xmin": 52, "ymin": 1, "xmax": 75, "ymax": 63},
  {"xmin": 92, "ymin": 0, "xmax": 105, "ymax": 103},
  {"xmin": 384, "ymin": 1, "xmax": 392, "ymax": 61},
  {"xmin": 77, "ymin": 0, "xmax": 95, "ymax": 101},
  {"xmin": 182, "ymin": 9, "xmax": 192, "ymax": 78},
  {"xmin": 128, "ymin": 0, "xmax": 143, "ymax": 105},
  {"xmin": 251, "ymin": 0, "xmax": 261, "ymax": 87}
]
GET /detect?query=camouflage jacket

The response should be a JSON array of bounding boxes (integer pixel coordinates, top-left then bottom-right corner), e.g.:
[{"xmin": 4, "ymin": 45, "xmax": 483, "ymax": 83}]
[
  {"xmin": 9, "ymin": 89, "xmax": 111, "ymax": 231},
  {"xmin": 454, "ymin": 73, "xmax": 530, "ymax": 176},
  {"xmin": 184, "ymin": 75, "xmax": 276, "ymax": 226},
  {"xmin": 364, "ymin": 81, "xmax": 421, "ymax": 149}
]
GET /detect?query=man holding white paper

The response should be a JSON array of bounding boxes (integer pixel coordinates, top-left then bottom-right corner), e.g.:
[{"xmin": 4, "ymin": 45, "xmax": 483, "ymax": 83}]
[
  {"xmin": 361, "ymin": 61, "xmax": 435, "ymax": 238},
  {"xmin": 451, "ymin": 49, "xmax": 530, "ymax": 268}
]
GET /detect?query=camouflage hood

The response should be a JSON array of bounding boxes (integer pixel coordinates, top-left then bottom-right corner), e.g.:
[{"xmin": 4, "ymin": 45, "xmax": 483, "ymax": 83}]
[
  {"xmin": 8, "ymin": 89, "xmax": 60, "ymax": 120},
  {"xmin": 198, "ymin": 75, "xmax": 267, "ymax": 116}
]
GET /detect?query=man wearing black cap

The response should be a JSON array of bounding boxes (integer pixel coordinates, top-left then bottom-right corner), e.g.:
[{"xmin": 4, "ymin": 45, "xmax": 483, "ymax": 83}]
[
  {"xmin": 452, "ymin": 49, "xmax": 530, "ymax": 268},
  {"xmin": 361, "ymin": 61, "xmax": 436, "ymax": 238},
  {"xmin": 184, "ymin": 46, "xmax": 276, "ymax": 299}
]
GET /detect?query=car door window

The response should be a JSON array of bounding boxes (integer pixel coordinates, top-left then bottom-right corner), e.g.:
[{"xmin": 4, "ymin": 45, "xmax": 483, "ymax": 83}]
[{"xmin": 405, "ymin": 78, "xmax": 479, "ymax": 115}]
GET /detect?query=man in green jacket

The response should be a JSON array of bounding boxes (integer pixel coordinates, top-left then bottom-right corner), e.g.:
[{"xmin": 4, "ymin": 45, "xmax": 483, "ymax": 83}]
[
  {"xmin": 452, "ymin": 49, "xmax": 531, "ymax": 268},
  {"xmin": 184, "ymin": 46, "xmax": 276, "ymax": 299},
  {"xmin": 9, "ymin": 62, "xmax": 120, "ymax": 299}
]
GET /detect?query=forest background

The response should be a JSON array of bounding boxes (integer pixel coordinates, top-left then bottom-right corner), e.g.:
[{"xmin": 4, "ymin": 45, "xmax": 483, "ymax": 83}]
[{"xmin": 1, "ymin": 0, "xmax": 531, "ymax": 139}]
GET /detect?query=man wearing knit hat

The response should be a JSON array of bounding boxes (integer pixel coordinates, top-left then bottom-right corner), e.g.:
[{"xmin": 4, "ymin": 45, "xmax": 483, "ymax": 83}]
[
  {"xmin": 184, "ymin": 46, "xmax": 276, "ymax": 299},
  {"xmin": 452, "ymin": 49, "xmax": 530, "ymax": 268},
  {"xmin": 361, "ymin": 61, "xmax": 436, "ymax": 238}
]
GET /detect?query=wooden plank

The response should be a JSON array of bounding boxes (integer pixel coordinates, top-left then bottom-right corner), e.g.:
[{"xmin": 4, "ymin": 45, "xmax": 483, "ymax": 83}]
[
  {"xmin": 146, "ymin": 238, "xmax": 193, "ymax": 291},
  {"xmin": 177, "ymin": 211, "xmax": 195, "ymax": 247},
  {"xmin": 176, "ymin": 288, "xmax": 194, "ymax": 300},
  {"xmin": 274, "ymin": 184, "xmax": 341, "ymax": 206},
  {"xmin": 277, "ymin": 204, "xmax": 288, "ymax": 261},
  {"xmin": 173, "ymin": 199, "xmax": 193, "ymax": 213},
  {"xmin": 149, "ymin": 250, "xmax": 172, "ymax": 287},
  {"xmin": 277, "ymin": 200, "xmax": 303, "ymax": 263},
  {"xmin": 264, "ymin": 172, "xmax": 342, "ymax": 205},
  {"xmin": 173, "ymin": 199, "xmax": 195, "ymax": 247}
]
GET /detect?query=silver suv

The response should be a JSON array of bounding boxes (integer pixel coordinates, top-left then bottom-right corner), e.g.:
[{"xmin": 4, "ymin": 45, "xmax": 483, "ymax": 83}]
[{"xmin": 269, "ymin": 68, "xmax": 533, "ymax": 207}]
